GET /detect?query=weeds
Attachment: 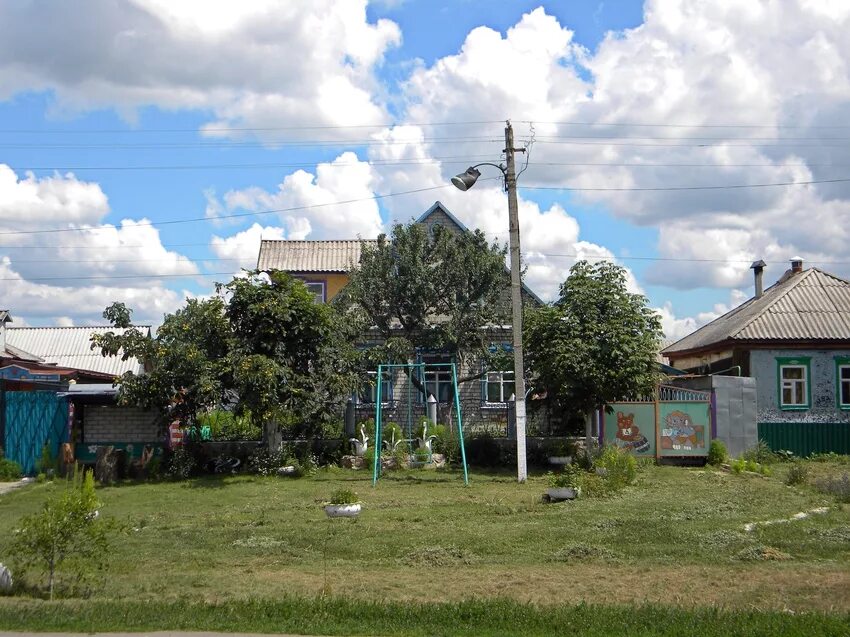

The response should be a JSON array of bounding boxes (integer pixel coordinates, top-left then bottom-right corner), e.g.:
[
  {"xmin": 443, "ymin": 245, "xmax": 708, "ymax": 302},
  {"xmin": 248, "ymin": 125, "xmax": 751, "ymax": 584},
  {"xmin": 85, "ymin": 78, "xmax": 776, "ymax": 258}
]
[
  {"xmin": 815, "ymin": 472, "xmax": 850, "ymax": 503},
  {"xmin": 785, "ymin": 462, "xmax": 809, "ymax": 486}
]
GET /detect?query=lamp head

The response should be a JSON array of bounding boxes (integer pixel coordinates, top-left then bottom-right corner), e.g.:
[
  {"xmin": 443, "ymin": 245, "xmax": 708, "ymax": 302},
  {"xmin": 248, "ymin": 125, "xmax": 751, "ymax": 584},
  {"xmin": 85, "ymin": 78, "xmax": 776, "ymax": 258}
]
[{"xmin": 451, "ymin": 166, "xmax": 481, "ymax": 191}]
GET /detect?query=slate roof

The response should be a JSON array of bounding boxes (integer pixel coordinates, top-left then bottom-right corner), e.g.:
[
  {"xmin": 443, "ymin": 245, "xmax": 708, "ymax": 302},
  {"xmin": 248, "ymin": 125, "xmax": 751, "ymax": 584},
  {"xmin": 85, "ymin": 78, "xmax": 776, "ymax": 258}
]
[
  {"xmin": 5, "ymin": 326, "xmax": 150, "ymax": 376},
  {"xmin": 663, "ymin": 268, "xmax": 850, "ymax": 356},
  {"xmin": 257, "ymin": 239, "xmax": 376, "ymax": 273}
]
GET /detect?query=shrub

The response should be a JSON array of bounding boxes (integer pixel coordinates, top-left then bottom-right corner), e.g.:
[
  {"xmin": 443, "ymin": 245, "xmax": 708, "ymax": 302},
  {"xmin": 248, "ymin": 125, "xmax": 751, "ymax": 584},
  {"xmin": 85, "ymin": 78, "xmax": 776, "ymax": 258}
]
[
  {"xmin": 10, "ymin": 466, "xmax": 116, "ymax": 599},
  {"xmin": 742, "ymin": 440, "xmax": 777, "ymax": 464},
  {"xmin": 815, "ymin": 472, "xmax": 850, "ymax": 503},
  {"xmin": 730, "ymin": 458, "xmax": 745, "ymax": 474},
  {"xmin": 707, "ymin": 440, "xmax": 727, "ymax": 466},
  {"xmin": 464, "ymin": 432, "xmax": 501, "ymax": 468},
  {"xmin": 0, "ymin": 458, "xmax": 23, "ymax": 482},
  {"xmin": 164, "ymin": 446, "xmax": 198, "ymax": 480},
  {"xmin": 198, "ymin": 410, "xmax": 261, "ymax": 441},
  {"xmin": 785, "ymin": 462, "xmax": 809, "ymax": 486},
  {"xmin": 547, "ymin": 464, "xmax": 583, "ymax": 489},
  {"xmin": 595, "ymin": 446, "xmax": 637, "ymax": 489}
]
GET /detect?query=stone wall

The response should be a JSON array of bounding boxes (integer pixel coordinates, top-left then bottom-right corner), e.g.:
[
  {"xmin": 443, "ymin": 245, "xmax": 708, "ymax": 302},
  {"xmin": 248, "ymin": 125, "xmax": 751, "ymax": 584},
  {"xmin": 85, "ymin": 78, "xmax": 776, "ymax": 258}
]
[{"xmin": 83, "ymin": 405, "xmax": 160, "ymax": 442}]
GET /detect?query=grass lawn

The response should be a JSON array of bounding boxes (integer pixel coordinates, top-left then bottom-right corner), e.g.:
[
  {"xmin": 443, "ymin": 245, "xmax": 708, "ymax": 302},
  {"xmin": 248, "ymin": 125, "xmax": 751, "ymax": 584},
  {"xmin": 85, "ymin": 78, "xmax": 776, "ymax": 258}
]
[{"xmin": 1, "ymin": 461, "xmax": 849, "ymax": 635}]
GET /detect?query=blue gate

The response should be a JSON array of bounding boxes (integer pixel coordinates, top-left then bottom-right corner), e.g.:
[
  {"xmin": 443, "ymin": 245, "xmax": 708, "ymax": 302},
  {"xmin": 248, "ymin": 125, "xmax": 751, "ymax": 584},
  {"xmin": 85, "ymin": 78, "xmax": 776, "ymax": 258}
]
[{"xmin": 2, "ymin": 391, "xmax": 69, "ymax": 475}]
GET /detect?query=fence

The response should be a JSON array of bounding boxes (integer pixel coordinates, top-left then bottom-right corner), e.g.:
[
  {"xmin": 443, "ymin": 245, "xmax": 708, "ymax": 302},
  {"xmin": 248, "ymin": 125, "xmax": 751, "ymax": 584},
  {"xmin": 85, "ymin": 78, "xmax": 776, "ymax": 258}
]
[{"xmin": 603, "ymin": 385, "xmax": 712, "ymax": 459}]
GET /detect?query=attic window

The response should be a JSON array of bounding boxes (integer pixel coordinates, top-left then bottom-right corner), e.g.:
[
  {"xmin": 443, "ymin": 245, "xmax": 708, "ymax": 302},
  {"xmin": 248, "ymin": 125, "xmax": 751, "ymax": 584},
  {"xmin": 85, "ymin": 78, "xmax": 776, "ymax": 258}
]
[
  {"xmin": 777, "ymin": 357, "xmax": 811, "ymax": 410},
  {"xmin": 302, "ymin": 281, "xmax": 325, "ymax": 304}
]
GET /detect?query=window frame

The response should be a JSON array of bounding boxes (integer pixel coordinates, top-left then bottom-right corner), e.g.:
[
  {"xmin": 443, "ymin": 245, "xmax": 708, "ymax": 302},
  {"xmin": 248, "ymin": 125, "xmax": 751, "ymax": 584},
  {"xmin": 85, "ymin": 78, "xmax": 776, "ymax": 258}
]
[
  {"xmin": 481, "ymin": 369, "xmax": 515, "ymax": 407},
  {"xmin": 776, "ymin": 356, "xmax": 811, "ymax": 410},
  {"xmin": 835, "ymin": 356, "xmax": 850, "ymax": 410},
  {"xmin": 417, "ymin": 351, "xmax": 455, "ymax": 404},
  {"xmin": 302, "ymin": 281, "xmax": 326, "ymax": 304},
  {"xmin": 357, "ymin": 370, "xmax": 393, "ymax": 406}
]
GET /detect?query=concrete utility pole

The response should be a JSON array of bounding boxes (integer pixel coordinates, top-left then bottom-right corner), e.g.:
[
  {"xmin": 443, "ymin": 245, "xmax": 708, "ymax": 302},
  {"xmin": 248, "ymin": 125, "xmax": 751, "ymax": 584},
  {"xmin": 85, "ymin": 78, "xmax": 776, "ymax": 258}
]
[
  {"xmin": 450, "ymin": 120, "xmax": 528, "ymax": 483},
  {"xmin": 503, "ymin": 121, "xmax": 528, "ymax": 482}
]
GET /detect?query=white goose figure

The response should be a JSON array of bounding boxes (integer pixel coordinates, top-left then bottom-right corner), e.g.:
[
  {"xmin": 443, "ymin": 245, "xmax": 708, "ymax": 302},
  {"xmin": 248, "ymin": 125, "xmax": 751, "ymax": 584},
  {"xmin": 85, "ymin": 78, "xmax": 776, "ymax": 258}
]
[
  {"xmin": 349, "ymin": 424, "xmax": 369, "ymax": 457},
  {"xmin": 416, "ymin": 421, "xmax": 438, "ymax": 454}
]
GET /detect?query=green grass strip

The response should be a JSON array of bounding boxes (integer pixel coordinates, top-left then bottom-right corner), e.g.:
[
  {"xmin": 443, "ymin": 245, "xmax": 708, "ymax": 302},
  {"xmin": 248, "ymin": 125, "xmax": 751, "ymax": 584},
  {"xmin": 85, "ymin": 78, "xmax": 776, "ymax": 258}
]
[{"xmin": 0, "ymin": 597, "xmax": 848, "ymax": 636}]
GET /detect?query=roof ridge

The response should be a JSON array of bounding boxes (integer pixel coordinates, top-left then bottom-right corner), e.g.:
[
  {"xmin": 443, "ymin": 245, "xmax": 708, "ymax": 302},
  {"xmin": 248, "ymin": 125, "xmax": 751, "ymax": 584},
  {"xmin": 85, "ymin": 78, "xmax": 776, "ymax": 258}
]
[
  {"xmin": 259, "ymin": 238, "xmax": 377, "ymax": 243},
  {"xmin": 729, "ymin": 268, "xmax": 814, "ymax": 338},
  {"xmin": 8, "ymin": 325, "xmax": 151, "ymax": 329}
]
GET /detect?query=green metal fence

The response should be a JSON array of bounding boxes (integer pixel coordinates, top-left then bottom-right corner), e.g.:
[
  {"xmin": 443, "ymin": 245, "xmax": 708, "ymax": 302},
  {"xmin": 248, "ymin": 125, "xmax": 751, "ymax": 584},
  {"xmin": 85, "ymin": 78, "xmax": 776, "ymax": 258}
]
[
  {"xmin": 2, "ymin": 390, "xmax": 69, "ymax": 475},
  {"xmin": 758, "ymin": 422, "xmax": 850, "ymax": 456}
]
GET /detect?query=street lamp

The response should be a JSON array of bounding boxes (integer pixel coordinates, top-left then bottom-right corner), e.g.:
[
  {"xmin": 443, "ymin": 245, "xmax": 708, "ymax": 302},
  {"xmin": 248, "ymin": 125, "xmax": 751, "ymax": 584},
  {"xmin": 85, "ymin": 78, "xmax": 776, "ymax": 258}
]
[{"xmin": 451, "ymin": 120, "xmax": 528, "ymax": 483}]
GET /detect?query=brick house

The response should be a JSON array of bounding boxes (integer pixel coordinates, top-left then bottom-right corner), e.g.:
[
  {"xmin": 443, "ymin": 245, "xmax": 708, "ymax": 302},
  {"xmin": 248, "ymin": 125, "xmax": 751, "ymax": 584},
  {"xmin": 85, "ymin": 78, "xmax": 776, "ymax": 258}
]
[{"xmin": 256, "ymin": 201, "xmax": 546, "ymax": 435}]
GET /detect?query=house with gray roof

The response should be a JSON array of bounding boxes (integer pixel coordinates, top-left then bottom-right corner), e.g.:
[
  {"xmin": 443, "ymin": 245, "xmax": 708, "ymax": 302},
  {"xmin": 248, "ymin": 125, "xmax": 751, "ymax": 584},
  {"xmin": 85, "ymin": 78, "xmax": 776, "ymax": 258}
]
[
  {"xmin": 663, "ymin": 258, "xmax": 850, "ymax": 455},
  {"xmin": 257, "ymin": 201, "xmax": 546, "ymax": 435}
]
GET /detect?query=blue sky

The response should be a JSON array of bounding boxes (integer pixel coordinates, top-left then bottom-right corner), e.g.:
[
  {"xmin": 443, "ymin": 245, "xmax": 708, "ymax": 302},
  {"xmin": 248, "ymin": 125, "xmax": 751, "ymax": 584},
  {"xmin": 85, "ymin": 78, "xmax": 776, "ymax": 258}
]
[{"xmin": 1, "ymin": 0, "xmax": 849, "ymax": 342}]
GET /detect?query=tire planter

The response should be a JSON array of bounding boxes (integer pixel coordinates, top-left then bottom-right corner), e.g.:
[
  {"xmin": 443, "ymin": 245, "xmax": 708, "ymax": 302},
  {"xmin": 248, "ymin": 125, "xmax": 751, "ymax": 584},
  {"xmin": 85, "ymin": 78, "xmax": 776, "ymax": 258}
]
[
  {"xmin": 547, "ymin": 456, "xmax": 573, "ymax": 466},
  {"xmin": 324, "ymin": 503, "xmax": 362, "ymax": 518},
  {"xmin": 546, "ymin": 487, "xmax": 580, "ymax": 501}
]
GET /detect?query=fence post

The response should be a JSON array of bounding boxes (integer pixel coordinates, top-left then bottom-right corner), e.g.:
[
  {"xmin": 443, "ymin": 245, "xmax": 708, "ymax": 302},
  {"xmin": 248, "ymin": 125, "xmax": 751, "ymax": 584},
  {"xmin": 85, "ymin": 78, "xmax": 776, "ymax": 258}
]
[{"xmin": 344, "ymin": 399, "xmax": 355, "ymax": 438}]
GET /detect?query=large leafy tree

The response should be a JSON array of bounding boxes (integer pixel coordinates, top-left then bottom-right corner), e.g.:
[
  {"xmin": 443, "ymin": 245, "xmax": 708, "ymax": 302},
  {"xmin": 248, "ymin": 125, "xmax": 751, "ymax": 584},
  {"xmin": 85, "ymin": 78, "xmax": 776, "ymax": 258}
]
[
  {"xmin": 340, "ymin": 222, "xmax": 512, "ymax": 384},
  {"xmin": 92, "ymin": 270, "xmax": 357, "ymax": 445},
  {"xmin": 524, "ymin": 261, "xmax": 663, "ymax": 424}
]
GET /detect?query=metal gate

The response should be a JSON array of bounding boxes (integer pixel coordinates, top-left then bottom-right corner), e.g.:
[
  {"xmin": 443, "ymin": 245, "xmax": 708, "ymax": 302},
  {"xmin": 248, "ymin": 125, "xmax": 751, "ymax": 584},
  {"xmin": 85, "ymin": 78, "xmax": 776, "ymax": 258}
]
[
  {"xmin": 603, "ymin": 385, "xmax": 712, "ymax": 458},
  {"xmin": 2, "ymin": 390, "xmax": 69, "ymax": 475}
]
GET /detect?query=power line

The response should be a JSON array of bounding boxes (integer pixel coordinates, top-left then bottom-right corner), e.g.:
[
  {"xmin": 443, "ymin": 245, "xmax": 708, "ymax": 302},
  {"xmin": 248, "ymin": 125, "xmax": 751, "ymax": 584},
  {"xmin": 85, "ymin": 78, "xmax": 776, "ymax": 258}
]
[
  {"xmin": 0, "ymin": 183, "xmax": 455, "ymax": 237},
  {"xmin": 523, "ymin": 176, "xmax": 850, "ymax": 192}
]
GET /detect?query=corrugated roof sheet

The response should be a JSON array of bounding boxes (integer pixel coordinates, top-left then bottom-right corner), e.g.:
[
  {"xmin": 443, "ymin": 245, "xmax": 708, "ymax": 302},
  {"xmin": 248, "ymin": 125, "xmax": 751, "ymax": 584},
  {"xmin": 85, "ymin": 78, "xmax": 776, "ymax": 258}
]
[
  {"xmin": 5, "ymin": 326, "xmax": 149, "ymax": 377},
  {"xmin": 257, "ymin": 240, "xmax": 377, "ymax": 273},
  {"xmin": 663, "ymin": 268, "xmax": 850, "ymax": 355}
]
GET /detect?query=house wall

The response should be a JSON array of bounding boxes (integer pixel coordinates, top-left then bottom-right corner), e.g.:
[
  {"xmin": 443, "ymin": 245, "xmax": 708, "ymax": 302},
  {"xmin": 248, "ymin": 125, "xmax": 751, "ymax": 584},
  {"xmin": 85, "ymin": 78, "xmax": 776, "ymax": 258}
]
[
  {"xmin": 751, "ymin": 348, "xmax": 850, "ymax": 455},
  {"xmin": 83, "ymin": 405, "xmax": 160, "ymax": 442},
  {"xmin": 292, "ymin": 272, "xmax": 350, "ymax": 302},
  {"xmin": 751, "ymin": 349, "xmax": 850, "ymax": 423}
]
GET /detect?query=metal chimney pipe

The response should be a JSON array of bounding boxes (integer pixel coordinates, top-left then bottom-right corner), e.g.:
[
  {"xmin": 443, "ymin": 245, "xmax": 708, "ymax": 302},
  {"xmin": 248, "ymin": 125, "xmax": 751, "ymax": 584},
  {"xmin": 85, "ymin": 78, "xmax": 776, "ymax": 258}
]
[
  {"xmin": 790, "ymin": 256, "xmax": 804, "ymax": 273},
  {"xmin": 750, "ymin": 260, "xmax": 766, "ymax": 299}
]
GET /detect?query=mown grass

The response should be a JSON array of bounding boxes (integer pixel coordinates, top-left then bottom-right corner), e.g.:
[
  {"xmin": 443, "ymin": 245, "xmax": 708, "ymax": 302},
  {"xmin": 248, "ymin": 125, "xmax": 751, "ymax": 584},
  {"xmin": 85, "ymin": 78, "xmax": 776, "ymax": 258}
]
[
  {"xmin": 0, "ymin": 461, "xmax": 849, "ymax": 634},
  {"xmin": 0, "ymin": 597, "xmax": 848, "ymax": 637}
]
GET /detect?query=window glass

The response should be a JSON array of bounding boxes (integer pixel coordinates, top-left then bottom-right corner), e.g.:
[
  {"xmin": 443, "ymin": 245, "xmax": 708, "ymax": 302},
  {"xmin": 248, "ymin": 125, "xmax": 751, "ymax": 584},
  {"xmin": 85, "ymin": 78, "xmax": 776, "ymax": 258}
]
[
  {"xmin": 484, "ymin": 370, "xmax": 515, "ymax": 403},
  {"xmin": 304, "ymin": 282, "xmax": 325, "ymax": 303},
  {"xmin": 780, "ymin": 364, "xmax": 807, "ymax": 407},
  {"xmin": 839, "ymin": 365, "xmax": 850, "ymax": 406}
]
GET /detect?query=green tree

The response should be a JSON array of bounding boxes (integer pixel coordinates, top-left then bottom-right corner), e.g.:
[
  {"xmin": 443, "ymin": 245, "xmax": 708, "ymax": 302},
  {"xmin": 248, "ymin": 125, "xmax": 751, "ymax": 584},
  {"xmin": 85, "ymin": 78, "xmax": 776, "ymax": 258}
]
[
  {"xmin": 10, "ymin": 467, "xmax": 112, "ymax": 599},
  {"xmin": 341, "ymin": 222, "xmax": 512, "ymax": 386},
  {"xmin": 525, "ymin": 261, "xmax": 663, "ymax": 425},
  {"xmin": 92, "ymin": 271, "xmax": 358, "ymax": 447}
]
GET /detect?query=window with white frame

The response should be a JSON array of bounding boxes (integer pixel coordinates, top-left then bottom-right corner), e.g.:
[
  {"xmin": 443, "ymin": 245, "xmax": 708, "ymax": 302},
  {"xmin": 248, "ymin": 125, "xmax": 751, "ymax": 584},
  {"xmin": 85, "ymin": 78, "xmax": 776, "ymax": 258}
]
[
  {"xmin": 778, "ymin": 358, "xmax": 810, "ymax": 409},
  {"xmin": 359, "ymin": 370, "xmax": 392, "ymax": 404},
  {"xmin": 483, "ymin": 370, "xmax": 515, "ymax": 404},
  {"xmin": 838, "ymin": 360, "xmax": 850, "ymax": 408},
  {"xmin": 421, "ymin": 353, "xmax": 453, "ymax": 403},
  {"xmin": 303, "ymin": 281, "xmax": 325, "ymax": 304}
]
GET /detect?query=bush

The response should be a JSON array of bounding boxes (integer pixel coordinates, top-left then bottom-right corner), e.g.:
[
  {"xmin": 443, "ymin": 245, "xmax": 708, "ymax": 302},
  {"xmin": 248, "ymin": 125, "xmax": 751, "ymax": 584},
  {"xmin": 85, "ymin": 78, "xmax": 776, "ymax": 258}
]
[
  {"xmin": 815, "ymin": 472, "xmax": 850, "ymax": 503},
  {"xmin": 464, "ymin": 432, "xmax": 502, "ymax": 468},
  {"xmin": 595, "ymin": 446, "xmax": 637, "ymax": 490},
  {"xmin": 742, "ymin": 440, "xmax": 777, "ymax": 464},
  {"xmin": 785, "ymin": 462, "xmax": 809, "ymax": 486},
  {"xmin": 164, "ymin": 446, "xmax": 198, "ymax": 480},
  {"xmin": 328, "ymin": 488, "xmax": 358, "ymax": 505},
  {"xmin": 0, "ymin": 458, "xmax": 22, "ymax": 482},
  {"xmin": 707, "ymin": 440, "xmax": 727, "ymax": 466},
  {"xmin": 198, "ymin": 410, "xmax": 261, "ymax": 441},
  {"xmin": 10, "ymin": 466, "xmax": 116, "ymax": 599}
]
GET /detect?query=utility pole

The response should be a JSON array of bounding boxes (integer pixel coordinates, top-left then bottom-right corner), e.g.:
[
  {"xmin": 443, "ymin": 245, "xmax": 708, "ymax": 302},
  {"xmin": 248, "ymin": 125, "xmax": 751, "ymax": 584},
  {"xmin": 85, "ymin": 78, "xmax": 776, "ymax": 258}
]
[{"xmin": 504, "ymin": 121, "xmax": 528, "ymax": 482}]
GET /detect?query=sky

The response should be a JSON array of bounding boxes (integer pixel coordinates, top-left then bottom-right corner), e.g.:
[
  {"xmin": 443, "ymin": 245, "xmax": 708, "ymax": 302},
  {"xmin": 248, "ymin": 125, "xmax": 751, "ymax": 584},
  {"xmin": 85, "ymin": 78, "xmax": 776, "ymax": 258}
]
[{"xmin": 1, "ymin": 0, "xmax": 849, "ymax": 343}]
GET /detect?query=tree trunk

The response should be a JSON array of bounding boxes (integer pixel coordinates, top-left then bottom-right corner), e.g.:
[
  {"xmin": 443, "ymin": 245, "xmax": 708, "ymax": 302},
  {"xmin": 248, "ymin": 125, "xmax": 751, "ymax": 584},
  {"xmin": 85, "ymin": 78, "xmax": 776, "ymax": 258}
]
[{"xmin": 263, "ymin": 420, "xmax": 282, "ymax": 452}]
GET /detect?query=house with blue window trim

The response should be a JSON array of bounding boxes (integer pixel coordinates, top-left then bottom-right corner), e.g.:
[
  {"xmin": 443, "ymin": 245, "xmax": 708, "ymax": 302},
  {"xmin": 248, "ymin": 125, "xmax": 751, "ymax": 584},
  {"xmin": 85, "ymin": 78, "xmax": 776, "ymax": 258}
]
[
  {"xmin": 256, "ymin": 201, "xmax": 545, "ymax": 432},
  {"xmin": 662, "ymin": 257, "xmax": 850, "ymax": 455}
]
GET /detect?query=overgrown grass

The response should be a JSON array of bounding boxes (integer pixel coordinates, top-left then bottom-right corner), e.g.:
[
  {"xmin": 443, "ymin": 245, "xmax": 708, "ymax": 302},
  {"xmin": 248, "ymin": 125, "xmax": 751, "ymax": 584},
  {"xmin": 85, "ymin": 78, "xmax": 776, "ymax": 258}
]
[
  {"xmin": 0, "ymin": 460, "xmax": 849, "ymax": 629},
  {"xmin": 0, "ymin": 597, "xmax": 848, "ymax": 637}
]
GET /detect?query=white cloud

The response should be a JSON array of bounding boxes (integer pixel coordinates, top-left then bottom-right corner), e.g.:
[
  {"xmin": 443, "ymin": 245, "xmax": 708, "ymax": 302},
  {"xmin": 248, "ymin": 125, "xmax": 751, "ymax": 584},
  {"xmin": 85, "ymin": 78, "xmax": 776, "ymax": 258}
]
[
  {"xmin": 210, "ymin": 223, "xmax": 287, "ymax": 273},
  {"xmin": 211, "ymin": 152, "xmax": 385, "ymax": 239},
  {"xmin": 0, "ymin": 1, "xmax": 400, "ymax": 134},
  {"xmin": 658, "ymin": 289, "xmax": 748, "ymax": 344}
]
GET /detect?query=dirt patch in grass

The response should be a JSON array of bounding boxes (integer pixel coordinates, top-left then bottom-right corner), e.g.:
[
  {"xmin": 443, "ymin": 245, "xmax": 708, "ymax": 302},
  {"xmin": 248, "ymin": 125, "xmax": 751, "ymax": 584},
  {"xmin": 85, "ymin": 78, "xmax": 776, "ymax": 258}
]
[
  {"xmin": 398, "ymin": 545, "xmax": 477, "ymax": 567},
  {"xmin": 550, "ymin": 544, "xmax": 618, "ymax": 562}
]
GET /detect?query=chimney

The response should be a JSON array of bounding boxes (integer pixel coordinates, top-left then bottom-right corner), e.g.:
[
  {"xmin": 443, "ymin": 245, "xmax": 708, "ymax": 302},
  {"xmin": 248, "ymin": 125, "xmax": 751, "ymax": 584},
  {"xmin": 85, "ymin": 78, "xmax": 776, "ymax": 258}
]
[
  {"xmin": 790, "ymin": 256, "xmax": 804, "ymax": 274},
  {"xmin": 750, "ymin": 260, "xmax": 766, "ymax": 299}
]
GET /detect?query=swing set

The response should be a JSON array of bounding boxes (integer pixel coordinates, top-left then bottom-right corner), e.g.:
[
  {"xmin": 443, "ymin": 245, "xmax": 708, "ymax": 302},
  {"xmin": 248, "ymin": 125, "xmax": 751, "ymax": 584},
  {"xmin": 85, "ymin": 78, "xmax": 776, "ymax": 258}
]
[{"xmin": 371, "ymin": 362, "xmax": 469, "ymax": 486}]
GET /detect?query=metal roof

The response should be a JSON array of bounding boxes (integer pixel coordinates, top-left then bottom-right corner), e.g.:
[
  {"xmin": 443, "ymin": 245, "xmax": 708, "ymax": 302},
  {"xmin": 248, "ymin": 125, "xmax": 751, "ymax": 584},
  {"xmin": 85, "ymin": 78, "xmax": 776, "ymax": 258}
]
[
  {"xmin": 663, "ymin": 268, "xmax": 850, "ymax": 355},
  {"xmin": 5, "ymin": 326, "xmax": 149, "ymax": 377},
  {"xmin": 257, "ymin": 239, "xmax": 376, "ymax": 273}
]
